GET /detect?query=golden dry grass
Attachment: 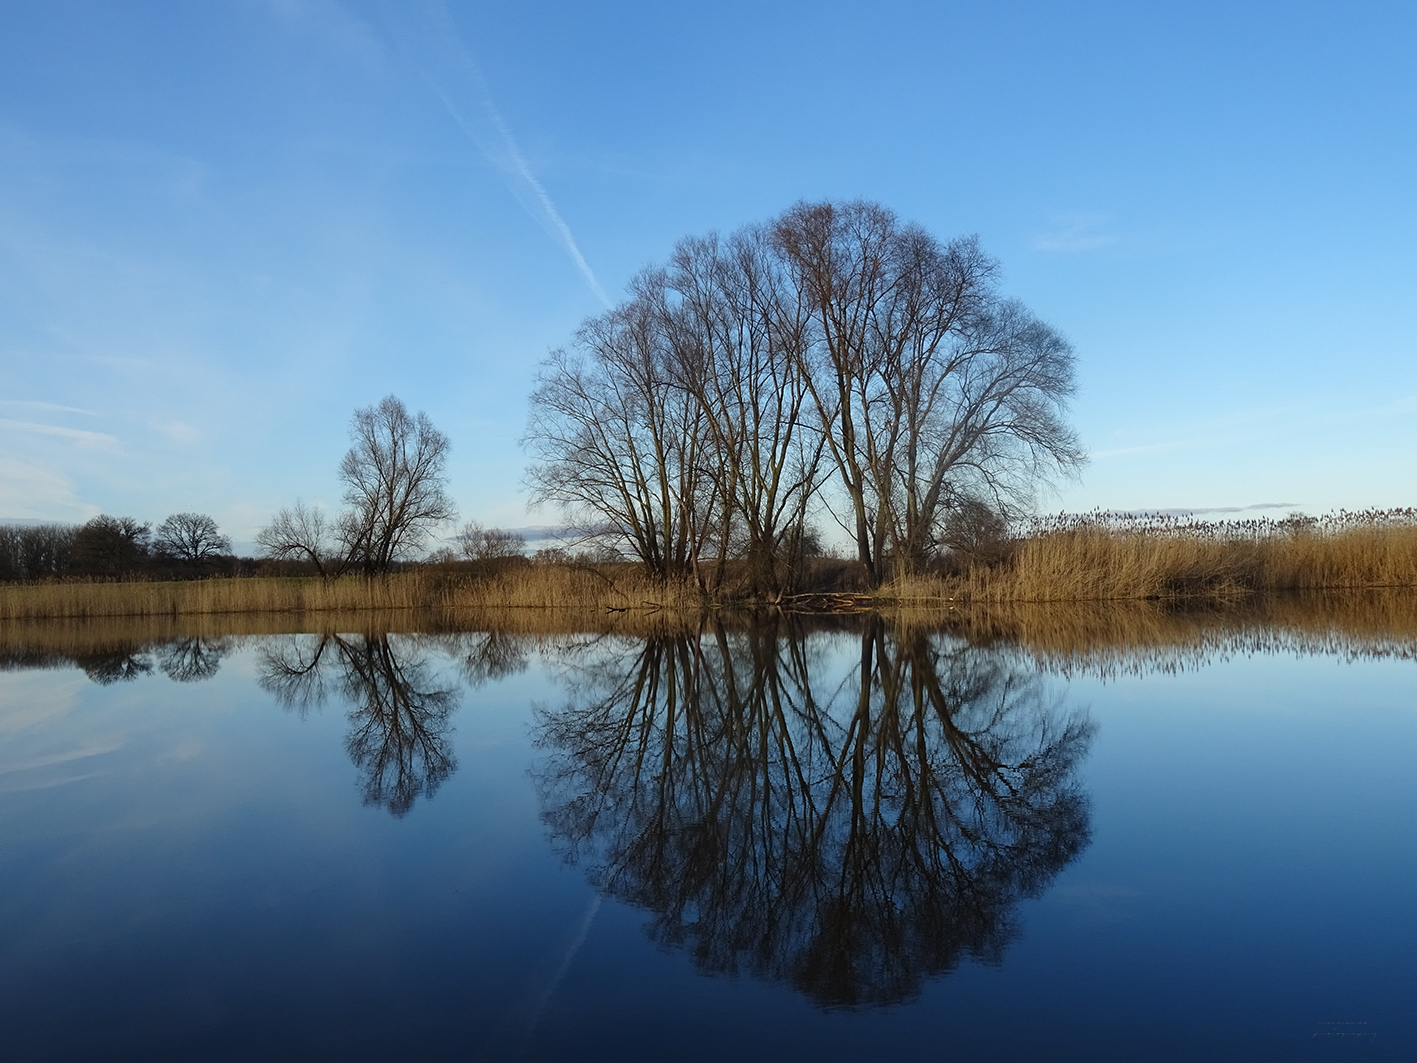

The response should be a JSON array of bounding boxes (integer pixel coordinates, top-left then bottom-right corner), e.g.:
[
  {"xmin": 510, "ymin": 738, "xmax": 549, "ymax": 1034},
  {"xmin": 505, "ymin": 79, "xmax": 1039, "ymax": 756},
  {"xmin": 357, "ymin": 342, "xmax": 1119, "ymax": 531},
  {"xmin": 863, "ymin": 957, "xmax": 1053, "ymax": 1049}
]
[
  {"xmin": 444, "ymin": 563, "xmax": 703, "ymax": 612},
  {"xmin": 0, "ymin": 575, "xmax": 429, "ymax": 620},
  {"xmin": 947, "ymin": 509, "xmax": 1417, "ymax": 603},
  {"xmin": 3, "ymin": 510, "xmax": 1416, "ymax": 619},
  {"xmin": 0, "ymin": 566, "xmax": 705, "ymax": 622}
]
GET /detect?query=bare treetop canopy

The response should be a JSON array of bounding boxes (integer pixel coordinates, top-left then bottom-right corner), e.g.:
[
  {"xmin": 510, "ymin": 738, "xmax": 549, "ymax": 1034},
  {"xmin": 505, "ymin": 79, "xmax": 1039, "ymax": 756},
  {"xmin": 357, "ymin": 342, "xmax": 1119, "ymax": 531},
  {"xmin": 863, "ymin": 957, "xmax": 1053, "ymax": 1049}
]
[
  {"xmin": 524, "ymin": 199, "xmax": 1085, "ymax": 591},
  {"xmin": 153, "ymin": 513, "xmax": 231, "ymax": 564},
  {"xmin": 258, "ymin": 396, "xmax": 456, "ymax": 575},
  {"xmin": 339, "ymin": 396, "xmax": 457, "ymax": 573}
]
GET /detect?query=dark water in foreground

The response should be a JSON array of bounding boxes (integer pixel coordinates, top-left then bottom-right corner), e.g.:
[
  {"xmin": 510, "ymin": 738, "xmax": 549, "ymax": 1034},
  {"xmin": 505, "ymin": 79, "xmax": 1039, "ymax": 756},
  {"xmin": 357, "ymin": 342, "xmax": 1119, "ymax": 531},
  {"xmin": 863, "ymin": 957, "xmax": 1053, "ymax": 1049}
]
[{"xmin": 1, "ymin": 611, "xmax": 1414, "ymax": 1061}]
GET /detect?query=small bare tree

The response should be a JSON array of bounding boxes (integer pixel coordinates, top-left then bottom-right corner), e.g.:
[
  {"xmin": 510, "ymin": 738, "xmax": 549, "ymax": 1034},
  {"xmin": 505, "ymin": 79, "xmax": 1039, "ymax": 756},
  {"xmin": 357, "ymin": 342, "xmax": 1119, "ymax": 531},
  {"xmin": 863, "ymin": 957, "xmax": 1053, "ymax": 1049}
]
[
  {"xmin": 256, "ymin": 501, "xmax": 339, "ymax": 577},
  {"xmin": 257, "ymin": 397, "xmax": 455, "ymax": 577},
  {"xmin": 458, "ymin": 520, "xmax": 526, "ymax": 563},
  {"xmin": 153, "ymin": 513, "xmax": 231, "ymax": 564},
  {"xmin": 338, "ymin": 396, "xmax": 457, "ymax": 573}
]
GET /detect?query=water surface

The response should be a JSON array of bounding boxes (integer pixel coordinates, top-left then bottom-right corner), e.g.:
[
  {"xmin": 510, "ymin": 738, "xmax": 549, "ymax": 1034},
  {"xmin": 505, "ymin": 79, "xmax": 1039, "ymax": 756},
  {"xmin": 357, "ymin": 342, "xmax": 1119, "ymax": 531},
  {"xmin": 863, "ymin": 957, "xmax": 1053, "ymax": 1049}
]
[{"xmin": 1, "ymin": 603, "xmax": 1414, "ymax": 1060}]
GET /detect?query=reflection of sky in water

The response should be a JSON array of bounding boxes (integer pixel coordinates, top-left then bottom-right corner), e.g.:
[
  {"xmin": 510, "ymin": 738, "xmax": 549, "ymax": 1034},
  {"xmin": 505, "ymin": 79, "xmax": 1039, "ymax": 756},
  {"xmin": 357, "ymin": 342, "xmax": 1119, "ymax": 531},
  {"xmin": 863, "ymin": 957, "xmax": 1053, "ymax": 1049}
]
[{"xmin": 0, "ymin": 623, "xmax": 1413, "ymax": 1060}]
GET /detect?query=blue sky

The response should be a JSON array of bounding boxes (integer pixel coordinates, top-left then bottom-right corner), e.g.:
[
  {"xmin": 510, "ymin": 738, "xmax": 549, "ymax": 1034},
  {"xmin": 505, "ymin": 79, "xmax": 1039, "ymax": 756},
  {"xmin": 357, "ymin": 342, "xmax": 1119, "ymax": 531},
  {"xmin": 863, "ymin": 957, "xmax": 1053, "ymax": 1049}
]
[{"xmin": 1, "ymin": 0, "xmax": 1414, "ymax": 544}]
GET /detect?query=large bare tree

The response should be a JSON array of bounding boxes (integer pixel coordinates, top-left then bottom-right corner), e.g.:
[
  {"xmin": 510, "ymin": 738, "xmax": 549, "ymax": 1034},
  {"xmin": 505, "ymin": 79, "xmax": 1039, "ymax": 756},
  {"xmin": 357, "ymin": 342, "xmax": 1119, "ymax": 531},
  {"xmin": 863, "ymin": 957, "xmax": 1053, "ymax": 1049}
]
[
  {"xmin": 774, "ymin": 200, "xmax": 1084, "ymax": 580},
  {"xmin": 525, "ymin": 200, "xmax": 1084, "ymax": 588},
  {"xmin": 524, "ymin": 287, "xmax": 713, "ymax": 581},
  {"xmin": 664, "ymin": 228, "xmax": 825, "ymax": 595}
]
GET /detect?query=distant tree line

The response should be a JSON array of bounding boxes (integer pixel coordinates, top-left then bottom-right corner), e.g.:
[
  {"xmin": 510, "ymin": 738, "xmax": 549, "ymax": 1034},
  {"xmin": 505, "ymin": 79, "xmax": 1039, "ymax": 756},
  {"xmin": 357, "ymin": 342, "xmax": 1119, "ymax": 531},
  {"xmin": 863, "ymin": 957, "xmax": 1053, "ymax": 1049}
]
[
  {"xmin": 5, "ymin": 396, "xmax": 479, "ymax": 584},
  {"xmin": 0, "ymin": 512, "xmax": 233, "ymax": 581},
  {"xmin": 524, "ymin": 199, "xmax": 1084, "ymax": 595}
]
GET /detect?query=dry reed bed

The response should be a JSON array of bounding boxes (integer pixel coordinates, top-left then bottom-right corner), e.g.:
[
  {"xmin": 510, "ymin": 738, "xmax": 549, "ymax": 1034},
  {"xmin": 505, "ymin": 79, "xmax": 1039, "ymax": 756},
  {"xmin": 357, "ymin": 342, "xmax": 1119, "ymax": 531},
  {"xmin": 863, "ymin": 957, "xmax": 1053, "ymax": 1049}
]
[
  {"xmin": 0, "ymin": 566, "xmax": 704, "ymax": 622},
  {"xmin": 0, "ymin": 575, "xmax": 431, "ymax": 620},
  {"xmin": 2, "ymin": 511, "xmax": 1416, "ymax": 621},
  {"xmin": 947, "ymin": 509, "xmax": 1417, "ymax": 602},
  {"xmin": 444, "ymin": 564, "xmax": 704, "ymax": 612}
]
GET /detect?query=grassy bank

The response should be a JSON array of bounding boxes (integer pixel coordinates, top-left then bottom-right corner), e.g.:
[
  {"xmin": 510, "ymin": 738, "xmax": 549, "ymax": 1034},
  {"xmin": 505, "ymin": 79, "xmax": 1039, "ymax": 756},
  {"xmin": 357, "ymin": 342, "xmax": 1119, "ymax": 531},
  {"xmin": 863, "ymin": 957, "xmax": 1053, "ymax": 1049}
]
[{"xmin": 0, "ymin": 565, "xmax": 702, "ymax": 621}]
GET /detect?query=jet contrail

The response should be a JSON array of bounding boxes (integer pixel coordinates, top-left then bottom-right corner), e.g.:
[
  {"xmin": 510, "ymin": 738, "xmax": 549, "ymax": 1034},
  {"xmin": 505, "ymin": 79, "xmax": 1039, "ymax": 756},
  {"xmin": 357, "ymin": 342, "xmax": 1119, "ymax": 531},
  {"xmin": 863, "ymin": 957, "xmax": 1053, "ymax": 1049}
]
[
  {"xmin": 498, "ymin": 891, "xmax": 602, "ymax": 1057},
  {"xmin": 399, "ymin": 2, "xmax": 612, "ymax": 307}
]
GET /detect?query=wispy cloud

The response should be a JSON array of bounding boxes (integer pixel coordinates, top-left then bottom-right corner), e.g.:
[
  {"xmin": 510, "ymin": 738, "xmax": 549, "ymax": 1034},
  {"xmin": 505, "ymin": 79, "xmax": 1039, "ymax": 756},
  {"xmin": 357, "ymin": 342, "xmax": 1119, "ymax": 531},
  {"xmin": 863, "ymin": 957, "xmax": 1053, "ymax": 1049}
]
[
  {"xmin": 0, "ymin": 459, "xmax": 99, "ymax": 523},
  {"xmin": 0, "ymin": 739, "xmax": 125, "ymax": 778},
  {"xmin": 391, "ymin": 2, "xmax": 612, "ymax": 306},
  {"xmin": 149, "ymin": 419, "xmax": 200, "ymax": 444},
  {"xmin": 1032, "ymin": 213, "xmax": 1118, "ymax": 254},
  {"xmin": 1151, "ymin": 502, "xmax": 1302, "ymax": 516},
  {"xmin": 0, "ymin": 399, "xmax": 94, "ymax": 416},
  {"xmin": 0, "ymin": 418, "xmax": 119, "ymax": 447}
]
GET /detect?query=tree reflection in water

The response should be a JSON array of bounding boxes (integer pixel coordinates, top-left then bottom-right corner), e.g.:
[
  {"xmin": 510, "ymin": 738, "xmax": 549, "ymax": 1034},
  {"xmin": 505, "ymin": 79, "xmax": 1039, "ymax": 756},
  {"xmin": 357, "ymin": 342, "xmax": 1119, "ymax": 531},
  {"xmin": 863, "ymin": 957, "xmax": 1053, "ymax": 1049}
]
[
  {"xmin": 258, "ymin": 633, "xmax": 459, "ymax": 817},
  {"xmin": 533, "ymin": 617, "xmax": 1095, "ymax": 1007},
  {"xmin": 157, "ymin": 636, "xmax": 233, "ymax": 683},
  {"xmin": 458, "ymin": 629, "xmax": 530, "ymax": 688},
  {"xmin": 69, "ymin": 636, "xmax": 232, "ymax": 685},
  {"xmin": 76, "ymin": 647, "xmax": 154, "ymax": 684}
]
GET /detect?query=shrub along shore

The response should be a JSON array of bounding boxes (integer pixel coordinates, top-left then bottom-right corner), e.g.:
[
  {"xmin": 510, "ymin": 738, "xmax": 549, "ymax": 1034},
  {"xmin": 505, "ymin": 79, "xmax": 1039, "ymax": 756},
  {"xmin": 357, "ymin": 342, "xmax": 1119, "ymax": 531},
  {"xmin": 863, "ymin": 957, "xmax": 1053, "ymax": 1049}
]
[{"xmin": 1, "ymin": 510, "xmax": 1415, "ymax": 621}]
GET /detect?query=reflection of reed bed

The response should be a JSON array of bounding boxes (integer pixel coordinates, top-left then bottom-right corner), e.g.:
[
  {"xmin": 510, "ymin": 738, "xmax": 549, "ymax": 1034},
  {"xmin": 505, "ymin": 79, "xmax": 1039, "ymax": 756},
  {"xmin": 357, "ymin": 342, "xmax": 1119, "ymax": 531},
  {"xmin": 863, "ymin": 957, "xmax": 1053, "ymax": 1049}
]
[
  {"xmin": 0, "ymin": 566, "xmax": 703, "ymax": 620},
  {"xmin": 942, "ymin": 510, "xmax": 1417, "ymax": 602},
  {"xmin": 6, "ymin": 587, "xmax": 1416, "ymax": 679},
  {"xmin": 0, "ymin": 611, "xmax": 405, "ymax": 674},
  {"xmin": 926, "ymin": 591, "xmax": 1417, "ymax": 676},
  {"xmin": 0, "ymin": 610, "xmax": 441, "ymax": 665},
  {"xmin": 0, "ymin": 606, "xmax": 728, "ymax": 672},
  {"xmin": 0, "ymin": 607, "xmax": 859, "ymax": 671}
]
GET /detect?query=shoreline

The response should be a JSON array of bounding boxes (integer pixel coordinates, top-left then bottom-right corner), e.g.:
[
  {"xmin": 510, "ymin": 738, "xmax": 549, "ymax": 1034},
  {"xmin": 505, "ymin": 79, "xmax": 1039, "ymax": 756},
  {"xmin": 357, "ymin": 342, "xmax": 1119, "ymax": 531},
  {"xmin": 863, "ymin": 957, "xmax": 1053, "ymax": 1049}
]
[{"xmin": 1, "ymin": 568, "xmax": 1416, "ymax": 622}]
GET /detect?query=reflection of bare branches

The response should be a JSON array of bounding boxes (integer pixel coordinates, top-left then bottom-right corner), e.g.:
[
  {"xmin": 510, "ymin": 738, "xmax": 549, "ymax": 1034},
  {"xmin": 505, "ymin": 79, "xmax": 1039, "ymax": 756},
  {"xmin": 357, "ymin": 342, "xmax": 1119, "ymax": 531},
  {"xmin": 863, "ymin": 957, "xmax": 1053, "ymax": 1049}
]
[
  {"xmin": 257, "ymin": 635, "xmax": 335, "ymax": 715},
  {"xmin": 76, "ymin": 648, "xmax": 154, "ymax": 684},
  {"xmin": 156, "ymin": 637, "xmax": 233, "ymax": 683},
  {"xmin": 533, "ymin": 617, "xmax": 1093, "ymax": 1007},
  {"xmin": 340, "ymin": 637, "xmax": 458, "ymax": 817},
  {"xmin": 259, "ymin": 633, "xmax": 459, "ymax": 817},
  {"xmin": 456, "ymin": 630, "xmax": 530, "ymax": 687}
]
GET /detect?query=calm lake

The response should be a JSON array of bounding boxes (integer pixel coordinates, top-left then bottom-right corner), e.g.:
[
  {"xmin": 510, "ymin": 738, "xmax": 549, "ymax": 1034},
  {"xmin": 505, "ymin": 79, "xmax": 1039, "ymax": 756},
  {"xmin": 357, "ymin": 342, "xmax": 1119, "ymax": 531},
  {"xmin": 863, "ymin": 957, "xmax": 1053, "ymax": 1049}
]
[{"xmin": 1, "ymin": 602, "xmax": 1414, "ymax": 1061}]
